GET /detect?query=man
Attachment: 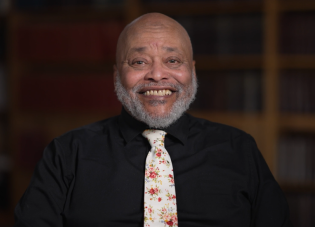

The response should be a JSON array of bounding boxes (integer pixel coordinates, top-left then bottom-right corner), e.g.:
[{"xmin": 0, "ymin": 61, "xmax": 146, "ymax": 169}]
[{"xmin": 14, "ymin": 13, "xmax": 292, "ymax": 226}]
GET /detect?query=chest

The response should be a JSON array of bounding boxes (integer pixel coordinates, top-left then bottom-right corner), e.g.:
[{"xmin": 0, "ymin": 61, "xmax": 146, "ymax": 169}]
[{"xmin": 62, "ymin": 141, "xmax": 252, "ymax": 227}]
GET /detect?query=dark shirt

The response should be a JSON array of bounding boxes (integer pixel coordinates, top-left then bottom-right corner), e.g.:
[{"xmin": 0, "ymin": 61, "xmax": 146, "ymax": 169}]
[{"xmin": 14, "ymin": 108, "xmax": 292, "ymax": 227}]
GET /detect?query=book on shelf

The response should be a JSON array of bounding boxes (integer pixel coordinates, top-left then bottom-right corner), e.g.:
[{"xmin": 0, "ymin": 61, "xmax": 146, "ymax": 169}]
[
  {"xmin": 280, "ymin": 70, "xmax": 315, "ymax": 113},
  {"xmin": 277, "ymin": 134, "xmax": 315, "ymax": 185},
  {"xmin": 182, "ymin": 15, "xmax": 217, "ymax": 55},
  {"xmin": 18, "ymin": 73, "xmax": 121, "ymax": 113},
  {"xmin": 280, "ymin": 12, "xmax": 315, "ymax": 54},
  {"xmin": 285, "ymin": 193, "xmax": 315, "ymax": 227},
  {"xmin": 243, "ymin": 71, "xmax": 261, "ymax": 112},
  {"xmin": 226, "ymin": 71, "xmax": 244, "ymax": 111},
  {"xmin": 17, "ymin": 21, "xmax": 124, "ymax": 62},
  {"xmin": 175, "ymin": 13, "xmax": 262, "ymax": 55},
  {"xmin": 191, "ymin": 70, "xmax": 262, "ymax": 112},
  {"xmin": 15, "ymin": 0, "xmax": 124, "ymax": 9}
]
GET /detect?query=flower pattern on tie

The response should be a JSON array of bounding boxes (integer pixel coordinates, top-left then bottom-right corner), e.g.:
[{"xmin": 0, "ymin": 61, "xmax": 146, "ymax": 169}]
[{"xmin": 143, "ymin": 129, "xmax": 178, "ymax": 227}]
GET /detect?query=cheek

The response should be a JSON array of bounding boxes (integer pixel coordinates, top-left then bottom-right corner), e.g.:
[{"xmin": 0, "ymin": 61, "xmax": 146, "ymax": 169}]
[
  {"xmin": 173, "ymin": 69, "xmax": 193, "ymax": 87},
  {"xmin": 120, "ymin": 70, "xmax": 143, "ymax": 90}
]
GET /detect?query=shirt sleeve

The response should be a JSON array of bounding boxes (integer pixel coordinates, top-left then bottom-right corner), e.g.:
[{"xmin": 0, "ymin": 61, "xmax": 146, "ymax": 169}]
[
  {"xmin": 248, "ymin": 135, "xmax": 293, "ymax": 227},
  {"xmin": 14, "ymin": 138, "xmax": 71, "ymax": 227}
]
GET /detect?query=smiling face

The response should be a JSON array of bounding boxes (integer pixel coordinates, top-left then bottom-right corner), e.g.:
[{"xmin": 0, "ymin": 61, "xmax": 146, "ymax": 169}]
[{"xmin": 114, "ymin": 13, "xmax": 197, "ymax": 128}]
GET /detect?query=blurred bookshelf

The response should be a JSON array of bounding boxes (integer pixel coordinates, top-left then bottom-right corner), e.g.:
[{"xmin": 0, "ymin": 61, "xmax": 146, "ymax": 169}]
[
  {"xmin": 0, "ymin": 0, "xmax": 11, "ymax": 226},
  {"xmin": 1, "ymin": 0, "xmax": 315, "ymax": 226}
]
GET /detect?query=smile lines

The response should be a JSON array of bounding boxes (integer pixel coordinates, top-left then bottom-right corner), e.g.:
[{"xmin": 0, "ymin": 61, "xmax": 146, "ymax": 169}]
[{"xmin": 143, "ymin": 89, "xmax": 173, "ymax": 96}]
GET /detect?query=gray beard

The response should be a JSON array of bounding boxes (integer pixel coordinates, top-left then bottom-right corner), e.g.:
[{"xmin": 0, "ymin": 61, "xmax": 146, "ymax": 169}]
[{"xmin": 114, "ymin": 71, "xmax": 198, "ymax": 129}]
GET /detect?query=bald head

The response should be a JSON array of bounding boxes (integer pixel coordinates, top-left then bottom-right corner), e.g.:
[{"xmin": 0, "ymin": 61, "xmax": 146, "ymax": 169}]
[
  {"xmin": 113, "ymin": 13, "xmax": 197, "ymax": 128},
  {"xmin": 115, "ymin": 13, "xmax": 193, "ymax": 67}
]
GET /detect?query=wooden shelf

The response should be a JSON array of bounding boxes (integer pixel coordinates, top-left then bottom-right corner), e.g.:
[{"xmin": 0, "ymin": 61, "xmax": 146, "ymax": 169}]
[
  {"xmin": 280, "ymin": 113, "xmax": 315, "ymax": 132},
  {"xmin": 195, "ymin": 55, "xmax": 262, "ymax": 70},
  {"xmin": 280, "ymin": 183, "xmax": 315, "ymax": 194},
  {"xmin": 142, "ymin": 1, "xmax": 263, "ymax": 15},
  {"xmin": 279, "ymin": 0, "xmax": 315, "ymax": 12},
  {"xmin": 280, "ymin": 55, "xmax": 315, "ymax": 69}
]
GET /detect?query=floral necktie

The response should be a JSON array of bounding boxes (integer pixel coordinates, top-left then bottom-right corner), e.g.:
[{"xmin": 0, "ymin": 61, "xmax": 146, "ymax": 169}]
[{"xmin": 142, "ymin": 129, "xmax": 178, "ymax": 227}]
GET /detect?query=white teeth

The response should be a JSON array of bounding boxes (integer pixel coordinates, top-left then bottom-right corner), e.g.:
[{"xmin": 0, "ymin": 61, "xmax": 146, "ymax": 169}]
[
  {"xmin": 166, "ymin": 90, "xmax": 172, "ymax": 95},
  {"xmin": 144, "ymin": 89, "xmax": 173, "ymax": 96}
]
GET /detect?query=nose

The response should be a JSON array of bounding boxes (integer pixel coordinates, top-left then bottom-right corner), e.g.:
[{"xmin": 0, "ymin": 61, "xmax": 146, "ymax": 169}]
[{"xmin": 144, "ymin": 60, "xmax": 169, "ymax": 82}]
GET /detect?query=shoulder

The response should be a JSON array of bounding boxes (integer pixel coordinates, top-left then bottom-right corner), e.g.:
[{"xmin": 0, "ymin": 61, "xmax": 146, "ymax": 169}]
[
  {"xmin": 52, "ymin": 115, "xmax": 120, "ymax": 150},
  {"xmin": 185, "ymin": 113, "xmax": 259, "ymax": 162},
  {"xmin": 39, "ymin": 115, "xmax": 121, "ymax": 178},
  {"xmin": 186, "ymin": 113, "xmax": 252, "ymax": 142}
]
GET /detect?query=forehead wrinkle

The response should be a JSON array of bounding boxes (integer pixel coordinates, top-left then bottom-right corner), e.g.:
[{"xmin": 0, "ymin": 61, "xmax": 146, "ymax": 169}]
[
  {"xmin": 127, "ymin": 45, "xmax": 184, "ymax": 58},
  {"xmin": 162, "ymin": 46, "xmax": 181, "ymax": 53},
  {"xmin": 129, "ymin": 46, "xmax": 147, "ymax": 54}
]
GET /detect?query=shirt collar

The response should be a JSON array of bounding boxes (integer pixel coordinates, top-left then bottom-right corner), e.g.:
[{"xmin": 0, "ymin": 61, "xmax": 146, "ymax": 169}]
[{"xmin": 118, "ymin": 107, "xmax": 189, "ymax": 145}]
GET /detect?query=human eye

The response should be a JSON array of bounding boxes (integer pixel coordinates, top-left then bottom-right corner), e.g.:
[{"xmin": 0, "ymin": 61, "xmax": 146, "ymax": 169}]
[
  {"xmin": 168, "ymin": 59, "xmax": 178, "ymax": 64},
  {"xmin": 130, "ymin": 57, "xmax": 148, "ymax": 68},
  {"xmin": 166, "ymin": 57, "xmax": 182, "ymax": 67},
  {"xmin": 133, "ymin": 60, "xmax": 145, "ymax": 65}
]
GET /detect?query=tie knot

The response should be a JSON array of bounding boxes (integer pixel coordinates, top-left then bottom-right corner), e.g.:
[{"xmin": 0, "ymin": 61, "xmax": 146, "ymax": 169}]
[{"xmin": 142, "ymin": 129, "xmax": 167, "ymax": 148}]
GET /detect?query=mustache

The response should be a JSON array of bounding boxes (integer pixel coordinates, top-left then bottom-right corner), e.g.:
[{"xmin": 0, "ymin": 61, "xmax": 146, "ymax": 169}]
[{"xmin": 132, "ymin": 82, "xmax": 183, "ymax": 93}]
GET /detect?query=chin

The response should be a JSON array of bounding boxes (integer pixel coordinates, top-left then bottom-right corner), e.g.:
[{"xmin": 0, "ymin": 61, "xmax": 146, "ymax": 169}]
[{"xmin": 146, "ymin": 108, "xmax": 171, "ymax": 117}]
